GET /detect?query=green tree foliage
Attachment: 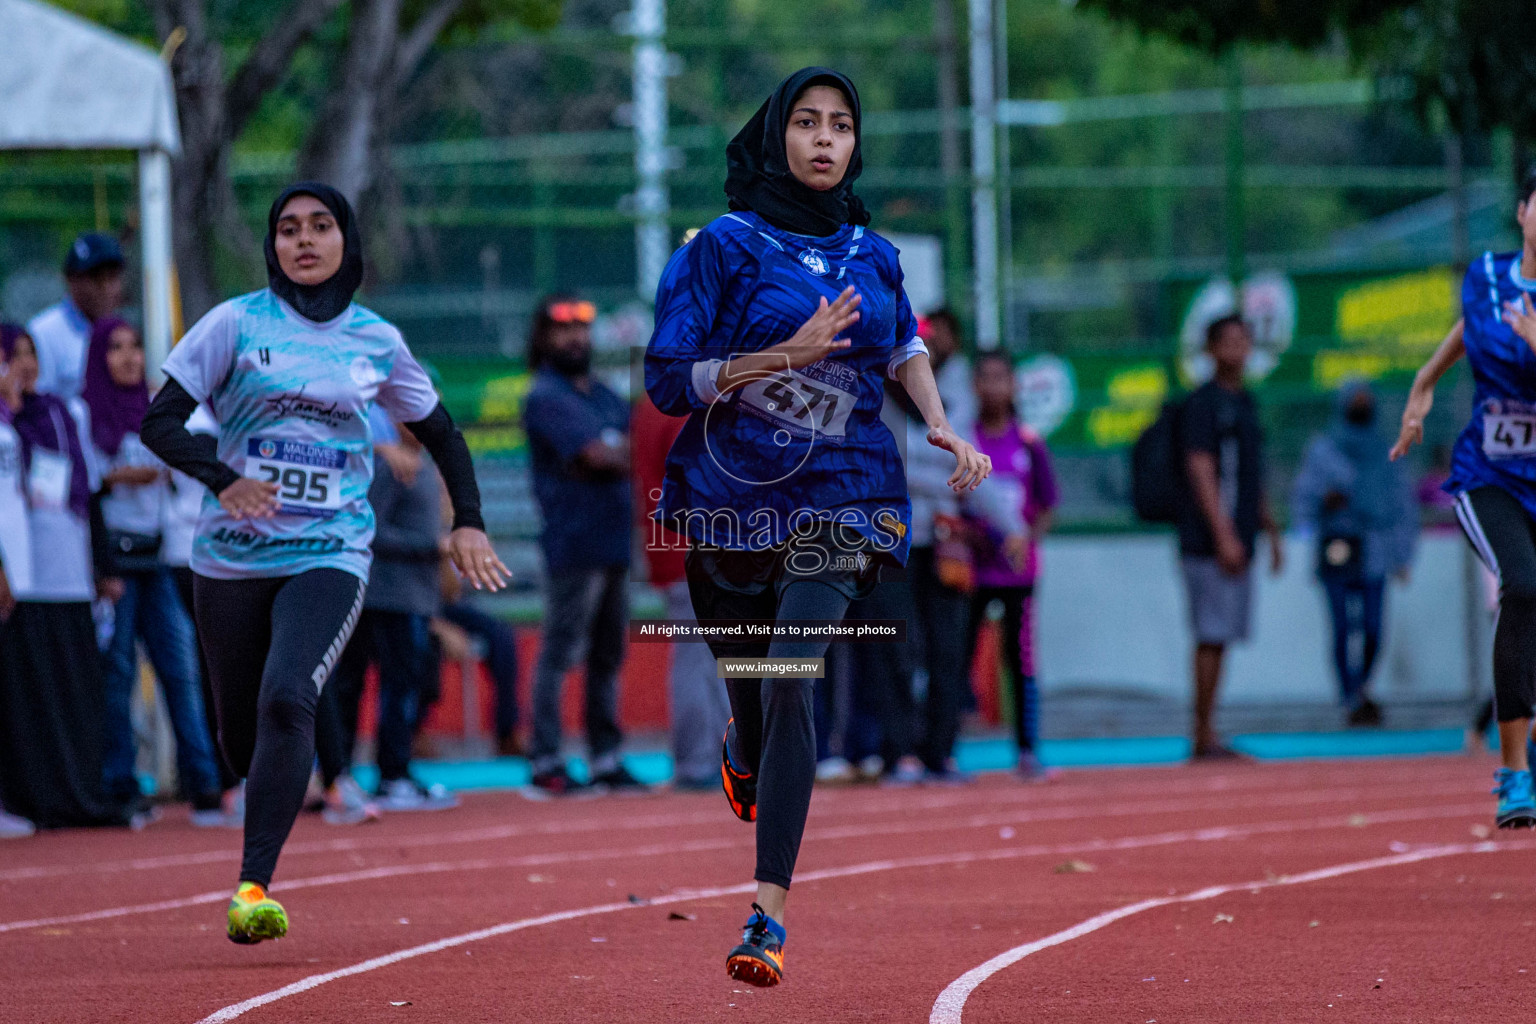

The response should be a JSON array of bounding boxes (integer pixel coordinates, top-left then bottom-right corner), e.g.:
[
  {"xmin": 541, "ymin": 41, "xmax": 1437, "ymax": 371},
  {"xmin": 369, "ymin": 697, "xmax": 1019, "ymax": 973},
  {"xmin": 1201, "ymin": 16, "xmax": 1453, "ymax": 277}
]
[{"xmin": 1077, "ymin": 0, "xmax": 1415, "ymax": 54}]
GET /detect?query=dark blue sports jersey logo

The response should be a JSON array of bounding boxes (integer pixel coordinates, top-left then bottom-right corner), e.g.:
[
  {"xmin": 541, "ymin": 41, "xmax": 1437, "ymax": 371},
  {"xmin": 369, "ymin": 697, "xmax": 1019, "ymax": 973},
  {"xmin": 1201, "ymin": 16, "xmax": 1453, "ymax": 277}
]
[{"xmin": 797, "ymin": 249, "xmax": 830, "ymax": 276}]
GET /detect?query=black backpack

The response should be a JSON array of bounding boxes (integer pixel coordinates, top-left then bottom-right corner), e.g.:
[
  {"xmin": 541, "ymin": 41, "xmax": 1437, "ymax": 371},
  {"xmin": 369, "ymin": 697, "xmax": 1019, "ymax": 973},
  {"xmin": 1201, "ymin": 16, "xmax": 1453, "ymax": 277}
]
[{"xmin": 1130, "ymin": 398, "xmax": 1186, "ymax": 524}]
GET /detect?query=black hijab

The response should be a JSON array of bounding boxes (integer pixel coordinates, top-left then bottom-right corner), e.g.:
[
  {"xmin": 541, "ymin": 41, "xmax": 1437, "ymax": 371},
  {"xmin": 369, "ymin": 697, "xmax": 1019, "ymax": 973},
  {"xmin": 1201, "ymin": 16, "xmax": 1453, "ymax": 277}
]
[
  {"xmin": 264, "ymin": 182, "xmax": 364, "ymax": 323},
  {"xmin": 725, "ymin": 67, "xmax": 871, "ymax": 237}
]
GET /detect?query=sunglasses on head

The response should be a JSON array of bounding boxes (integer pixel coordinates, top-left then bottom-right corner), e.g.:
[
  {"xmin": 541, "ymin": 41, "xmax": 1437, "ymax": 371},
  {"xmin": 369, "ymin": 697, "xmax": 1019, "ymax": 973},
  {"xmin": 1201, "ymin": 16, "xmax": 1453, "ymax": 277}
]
[{"xmin": 546, "ymin": 301, "xmax": 596, "ymax": 325}]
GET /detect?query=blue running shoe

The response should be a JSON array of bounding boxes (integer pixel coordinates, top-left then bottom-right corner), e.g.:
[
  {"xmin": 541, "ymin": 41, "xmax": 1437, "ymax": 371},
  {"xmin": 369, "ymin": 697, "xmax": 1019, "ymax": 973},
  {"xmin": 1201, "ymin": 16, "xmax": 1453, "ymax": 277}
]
[
  {"xmin": 1492, "ymin": 768, "xmax": 1536, "ymax": 830},
  {"xmin": 726, "ymin": 902, "xmax": 784, "ymax": 987}
]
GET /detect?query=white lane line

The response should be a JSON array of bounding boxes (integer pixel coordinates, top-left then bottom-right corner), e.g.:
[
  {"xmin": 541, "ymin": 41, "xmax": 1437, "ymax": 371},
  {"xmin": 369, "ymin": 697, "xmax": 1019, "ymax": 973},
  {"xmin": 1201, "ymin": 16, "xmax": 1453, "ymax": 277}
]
[
  {"xmin": 0, "ymin": 770, "xmax": 1477, "ymax": 885},
  {"xmin": 0, "ymin": 837, "xmax": 744, "ymax": 935},
  {"xmin": 927, "ymin": 838, "xmax": 1536, "ymax": 1024},
  {"xmin": 0, "ymin": 793, "xmax": 1482, "ymax": 936},
  {"xmin": 0, "ymin": 759, "xmax": 1453, "ymax": 883},
  {"xmin": 190, "ymin": 802, "xmax": 1494, "ymax": 1023}
]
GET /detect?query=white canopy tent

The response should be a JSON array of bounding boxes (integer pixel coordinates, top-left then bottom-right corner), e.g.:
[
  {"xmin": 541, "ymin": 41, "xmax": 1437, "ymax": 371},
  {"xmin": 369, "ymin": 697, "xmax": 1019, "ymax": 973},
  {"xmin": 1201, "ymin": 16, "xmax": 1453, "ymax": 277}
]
[{"xmin": 0, "ymin": 0, "xmax": 180, "ymax": 372}]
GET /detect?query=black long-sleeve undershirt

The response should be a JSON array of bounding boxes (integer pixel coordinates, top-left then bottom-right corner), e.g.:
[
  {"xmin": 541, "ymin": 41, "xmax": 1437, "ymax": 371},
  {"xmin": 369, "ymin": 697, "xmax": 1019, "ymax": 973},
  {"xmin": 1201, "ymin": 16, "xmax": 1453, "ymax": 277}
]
[
  {"xmin": 402, "ymin": 403, "xmax": 484, "ymax": 533},
  {"xmin": 140, "ymin": 380, "xmax": 242, "ymax": 496},
  {"xmin": 141, "ymin": 378, "xmax": 485, "ymax": 533}
]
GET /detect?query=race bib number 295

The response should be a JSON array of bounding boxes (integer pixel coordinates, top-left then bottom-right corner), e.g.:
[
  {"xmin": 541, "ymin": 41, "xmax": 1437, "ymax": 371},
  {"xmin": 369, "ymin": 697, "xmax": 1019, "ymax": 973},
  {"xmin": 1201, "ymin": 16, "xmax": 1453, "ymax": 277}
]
[{"xmin": 246, "ymin": 438, "xmax": 347, "ymax": 517}]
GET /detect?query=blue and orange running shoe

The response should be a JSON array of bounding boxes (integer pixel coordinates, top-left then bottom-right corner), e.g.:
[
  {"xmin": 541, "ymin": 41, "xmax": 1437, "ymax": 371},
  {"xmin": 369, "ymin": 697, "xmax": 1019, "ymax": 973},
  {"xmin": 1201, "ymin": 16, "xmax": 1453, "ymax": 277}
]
[
  {"xmin": 1493, "ymin": 768, "xmax": 1536, "ymax": 830},
  {"xmin": 720, "ymin": 719, "xmax": 756, "ymax": 823},
  {"xmin": 726, "ymin": 903, "xmax": 785, "ymax": 987},
  {"xmin": 227, "ymin": 882, "xmax": 288, "ymax": 944}
]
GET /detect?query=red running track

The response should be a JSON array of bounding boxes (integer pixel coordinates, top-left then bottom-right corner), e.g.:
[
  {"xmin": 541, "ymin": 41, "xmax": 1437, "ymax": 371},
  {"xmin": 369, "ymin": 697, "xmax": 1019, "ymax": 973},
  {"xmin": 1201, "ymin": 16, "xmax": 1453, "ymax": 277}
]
[{"xmin": 0, "ymin": 755, "xmax": 1530, "ymax": 1022}]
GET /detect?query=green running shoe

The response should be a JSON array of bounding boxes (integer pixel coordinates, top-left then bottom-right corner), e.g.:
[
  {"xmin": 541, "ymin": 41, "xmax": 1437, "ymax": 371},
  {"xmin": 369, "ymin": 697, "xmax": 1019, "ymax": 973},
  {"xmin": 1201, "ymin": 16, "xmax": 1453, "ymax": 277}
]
[{"xmin": 227, "ymin": 882, "xmax": 288, "ymax": 944}]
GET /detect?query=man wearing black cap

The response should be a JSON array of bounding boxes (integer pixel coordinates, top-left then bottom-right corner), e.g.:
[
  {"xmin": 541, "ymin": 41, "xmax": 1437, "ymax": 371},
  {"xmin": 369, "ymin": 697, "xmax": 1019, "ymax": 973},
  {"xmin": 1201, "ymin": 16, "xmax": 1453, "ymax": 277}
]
[{"xmin": 26, "ymin": 233, "xmax": 126, "ymax": 399}]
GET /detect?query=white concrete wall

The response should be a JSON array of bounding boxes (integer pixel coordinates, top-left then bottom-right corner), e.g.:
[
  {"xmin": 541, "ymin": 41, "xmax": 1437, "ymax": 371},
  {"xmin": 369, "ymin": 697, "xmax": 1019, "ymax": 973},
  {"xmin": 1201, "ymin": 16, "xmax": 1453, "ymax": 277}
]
[{"xmin": 1033, "ymin": 532, "xmax": 1489, "ymax": 705}]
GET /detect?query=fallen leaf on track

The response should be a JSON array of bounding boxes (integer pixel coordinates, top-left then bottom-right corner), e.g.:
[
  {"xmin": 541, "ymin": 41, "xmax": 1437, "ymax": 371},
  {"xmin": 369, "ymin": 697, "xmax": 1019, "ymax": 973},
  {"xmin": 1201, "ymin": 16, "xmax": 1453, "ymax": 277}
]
[
  {"xmin": 390, "ymin": 1001, "xmax": 412, "ymax": 1007},
  {"xmin": 668, "ymin": 911, "xmax": 696, "ymax": 921},
  {"xmin": 1213, "ymin": 913, "xmax": 1234, "ymax": 924},
  {"xmin": 1054, "ymin": 859, "xmax": 1095, "ymax": 874}
]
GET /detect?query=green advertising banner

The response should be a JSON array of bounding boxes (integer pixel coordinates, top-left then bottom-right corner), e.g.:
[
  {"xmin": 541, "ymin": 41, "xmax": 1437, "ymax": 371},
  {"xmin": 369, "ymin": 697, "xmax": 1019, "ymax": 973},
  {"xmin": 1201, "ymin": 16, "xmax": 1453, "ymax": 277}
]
[{"xmin": 1029, "ymin": 265, "xmax": 1460, "ymax": 452}]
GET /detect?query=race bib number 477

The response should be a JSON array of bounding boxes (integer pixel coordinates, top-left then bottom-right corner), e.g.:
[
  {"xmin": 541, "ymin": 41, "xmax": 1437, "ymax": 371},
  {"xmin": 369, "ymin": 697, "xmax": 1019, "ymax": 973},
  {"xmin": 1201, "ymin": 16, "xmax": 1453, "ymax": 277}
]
[
  {"xmin": 246, "ymin": 438, "xmax": 347, "ymax": 517},
  {"xmin": 1483, "ymin": 406, "xmax": 1536, "ymax": 460}
]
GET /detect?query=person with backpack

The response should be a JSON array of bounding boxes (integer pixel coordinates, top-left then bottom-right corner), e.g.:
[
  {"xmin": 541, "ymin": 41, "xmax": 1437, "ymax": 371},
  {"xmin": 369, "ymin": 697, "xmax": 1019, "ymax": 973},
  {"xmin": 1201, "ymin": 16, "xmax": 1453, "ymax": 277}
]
[{"xmin": 1175, "ymin": 314, "xmax": 1283, "ymax": 761}]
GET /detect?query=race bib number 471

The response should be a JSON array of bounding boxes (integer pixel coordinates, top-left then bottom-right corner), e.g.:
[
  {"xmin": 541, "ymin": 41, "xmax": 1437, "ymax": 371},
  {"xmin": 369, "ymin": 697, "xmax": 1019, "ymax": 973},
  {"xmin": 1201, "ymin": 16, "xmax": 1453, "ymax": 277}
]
[
  {"xmin": 737, "ymin": 360, "xmax": 859, "ymax": 440},
  {"xmin": 246, "ymin": 438, "xmax": 347, "ymax": 517},
  {"xmin": 1483, "ymin": 406, "xmax": 1536, "ymax": 460}
]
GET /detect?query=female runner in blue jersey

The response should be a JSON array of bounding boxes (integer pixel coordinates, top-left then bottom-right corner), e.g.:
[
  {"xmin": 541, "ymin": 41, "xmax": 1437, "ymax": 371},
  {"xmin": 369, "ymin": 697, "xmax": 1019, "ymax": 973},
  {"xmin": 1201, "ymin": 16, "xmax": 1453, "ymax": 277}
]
[
  {"xmin": 646, "ymin": 68, "xmax": 991, "ymax": 986},
  {"xmin": 141, "ymin": 183, "xmax": 508, "ymax": 943},
  {"xmin": 1394, "ymin": 168, "xmax": 1536, "ymax": 829}
]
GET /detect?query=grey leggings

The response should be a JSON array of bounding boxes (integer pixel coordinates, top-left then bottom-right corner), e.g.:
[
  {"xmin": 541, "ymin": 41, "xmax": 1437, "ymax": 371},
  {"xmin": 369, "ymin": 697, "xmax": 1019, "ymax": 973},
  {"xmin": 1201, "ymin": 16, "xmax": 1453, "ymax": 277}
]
[{"xmin": 688, "ymin": 572, "xmax": 851, "ymax": 889}]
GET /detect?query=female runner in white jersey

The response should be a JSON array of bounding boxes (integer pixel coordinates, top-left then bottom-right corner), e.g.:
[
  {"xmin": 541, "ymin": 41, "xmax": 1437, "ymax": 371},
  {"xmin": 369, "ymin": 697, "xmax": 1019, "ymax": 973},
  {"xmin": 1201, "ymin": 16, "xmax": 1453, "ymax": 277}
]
[{"xmin": 142, "ymin": 183, "xmax": 508, "ymax": 942}]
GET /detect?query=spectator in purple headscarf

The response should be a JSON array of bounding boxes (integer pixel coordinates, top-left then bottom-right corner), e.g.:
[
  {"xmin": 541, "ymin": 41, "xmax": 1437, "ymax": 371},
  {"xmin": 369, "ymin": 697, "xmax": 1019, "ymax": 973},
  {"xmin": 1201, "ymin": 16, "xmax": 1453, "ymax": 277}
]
[
  {"xmin": 81, "ymin": 318, "xmax": 225, "ymax": 823},
  {"xmin": 0, "ymin": 324, "xmax": 134, "ymax": 828},
  {"xmin": 0, "ymin": 333, "xmax": 36, "ymax": 838}
]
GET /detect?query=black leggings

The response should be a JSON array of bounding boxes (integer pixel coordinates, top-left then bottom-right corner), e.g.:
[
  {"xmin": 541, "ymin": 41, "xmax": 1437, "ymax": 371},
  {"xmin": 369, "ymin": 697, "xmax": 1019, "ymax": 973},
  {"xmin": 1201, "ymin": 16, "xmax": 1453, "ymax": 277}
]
[
  {"xmin": 173, "ymin": 567, "xmax": 239, "ymax": 792},
  {"xmin": 965, "ymin": 584, "xmax": 1039, "ymax": 752},
  {"xmin": 687, "ymin": 570, "xmax": 851, "ymax": 890},
  {"xmin": 193, "ymin": 569, "xmax": 365, "ymax": 888},
  {"xmin": 1457, "ymin": 486, "xmax": 1536, "ymax": 723}
]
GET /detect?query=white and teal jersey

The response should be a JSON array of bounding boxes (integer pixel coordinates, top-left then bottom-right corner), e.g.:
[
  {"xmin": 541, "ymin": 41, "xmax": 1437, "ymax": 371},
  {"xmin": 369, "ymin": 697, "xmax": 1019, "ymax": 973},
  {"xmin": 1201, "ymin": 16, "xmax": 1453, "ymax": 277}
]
[{"xmin": 161, "ymin": 289, "xmax": 440, "ymax": 581}]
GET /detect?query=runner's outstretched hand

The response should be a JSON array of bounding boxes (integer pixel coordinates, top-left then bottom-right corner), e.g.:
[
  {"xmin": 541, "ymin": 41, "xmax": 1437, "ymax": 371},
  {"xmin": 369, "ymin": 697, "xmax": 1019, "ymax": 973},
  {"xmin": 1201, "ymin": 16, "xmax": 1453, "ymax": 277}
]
[
  {"xmin": 926, "ymin": 425, "xmax": 992, "ymax": 492},
  {"xmin": 448, "ymin": 527, "xmax": 509, "ymax": 592},
  {"xmin": 219, "ymin": 478, "xmax": 280, "ymax": 519},
  {"xmin": 1390, "ymin": 383, "xmax": 1434, "ymax": 461}
]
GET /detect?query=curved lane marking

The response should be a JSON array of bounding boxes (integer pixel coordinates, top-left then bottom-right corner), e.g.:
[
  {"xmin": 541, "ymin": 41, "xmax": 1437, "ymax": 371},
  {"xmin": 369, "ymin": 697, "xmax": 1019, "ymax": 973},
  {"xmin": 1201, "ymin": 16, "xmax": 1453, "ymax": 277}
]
[
  {"xmin": 928, "ymin": 838, "xmax": 1536, "ymax": 1024},
  {"xmin": 192, "ymin": 802, "xmax": 1489, "ymax": 1023},
  {"xmin": 0, "ymin": 799, "xmax": 1482, "ymax": 937},
  {"xmin": 0, "ymin": 772, "xmax": 1475, "ymax": 884}
]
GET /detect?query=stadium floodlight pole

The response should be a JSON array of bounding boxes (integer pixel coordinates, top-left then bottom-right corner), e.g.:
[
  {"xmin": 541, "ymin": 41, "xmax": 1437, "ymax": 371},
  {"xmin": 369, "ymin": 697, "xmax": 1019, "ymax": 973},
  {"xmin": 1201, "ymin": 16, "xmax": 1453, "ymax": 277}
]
[
  {"xmin": 631, "ymin": 0, "xmax": 670, "ymax": 302},
  {"xmin": 993, "ymin": 0, "xmax": 1013, "ymax": 352},
  {"xmin": 968, "ymin": 0, "xmax": 1001, "ymax": 350},
  {"xmin": 1223, "ymin": 47, "xmax": 1246, "ymax": 297}
]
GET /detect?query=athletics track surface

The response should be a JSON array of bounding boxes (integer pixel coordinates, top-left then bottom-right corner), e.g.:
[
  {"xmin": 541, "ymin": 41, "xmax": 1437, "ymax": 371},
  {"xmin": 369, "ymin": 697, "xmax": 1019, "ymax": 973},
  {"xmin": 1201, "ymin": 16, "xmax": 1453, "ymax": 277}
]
[{"xmin": 1, "ymin": 754, "xmax": 1529, "ymax": 1022}]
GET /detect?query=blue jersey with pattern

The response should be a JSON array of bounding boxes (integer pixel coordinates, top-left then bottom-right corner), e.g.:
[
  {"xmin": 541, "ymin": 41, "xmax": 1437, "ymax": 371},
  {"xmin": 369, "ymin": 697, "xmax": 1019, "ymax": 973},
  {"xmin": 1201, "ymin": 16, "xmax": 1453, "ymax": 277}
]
[
  {"xmin": 1448, "ymin": 251, "xmax": 1536, "ymax": 518},
  {"xmin": 644, "ymin": 211, "xmax": 918, "ymax": 563},
  {"xmin": 161, "ymin": 289, "xmax": 440, "ymax": 582}
]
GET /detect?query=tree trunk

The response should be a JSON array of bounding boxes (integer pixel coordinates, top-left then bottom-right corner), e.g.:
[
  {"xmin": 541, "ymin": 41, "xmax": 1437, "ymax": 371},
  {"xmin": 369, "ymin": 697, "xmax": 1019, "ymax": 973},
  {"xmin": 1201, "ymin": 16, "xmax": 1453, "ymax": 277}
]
[
  {"xmin": 155, "ymin": 0, "xmax": 231, "ymax": 322},
  {"xmin": 153, "ymin": 0, "xmax": 346, "ymax": 322},
  {"xmin": 296, "ymin": 0, "xmax": 465, "ymax": 278},
  {"xmin": 299, "ymin": 0, "xmax": 405, "ymax": 206}
]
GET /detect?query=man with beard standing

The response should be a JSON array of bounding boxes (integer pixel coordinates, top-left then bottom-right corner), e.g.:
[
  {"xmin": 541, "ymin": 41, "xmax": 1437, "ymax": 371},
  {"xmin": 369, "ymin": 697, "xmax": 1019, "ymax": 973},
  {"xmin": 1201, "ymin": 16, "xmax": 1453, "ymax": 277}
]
[{"xmin": 522, "ymin": 297, "xmax": 643, "ymax": 795}]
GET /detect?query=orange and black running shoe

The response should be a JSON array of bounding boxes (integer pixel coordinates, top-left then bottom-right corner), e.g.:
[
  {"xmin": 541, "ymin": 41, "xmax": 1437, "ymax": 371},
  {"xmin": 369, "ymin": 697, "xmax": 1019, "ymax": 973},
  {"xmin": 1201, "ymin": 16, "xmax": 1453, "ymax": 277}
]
[
  {"xmin": 720, "ymin": 719, "xmax": 757, "ymax": 823},
  {"xmin": 726, "ymin": 902, "xmax": 784, "ymax": 987}
]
